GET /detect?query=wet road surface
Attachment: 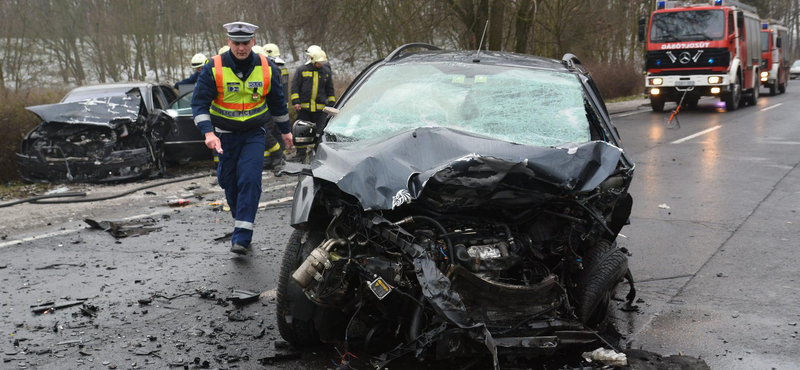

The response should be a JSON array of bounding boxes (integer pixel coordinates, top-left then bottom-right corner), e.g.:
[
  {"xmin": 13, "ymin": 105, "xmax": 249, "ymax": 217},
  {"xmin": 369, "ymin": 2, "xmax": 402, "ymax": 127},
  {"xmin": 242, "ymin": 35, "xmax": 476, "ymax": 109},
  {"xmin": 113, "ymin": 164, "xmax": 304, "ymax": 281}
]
[{"xmin": 2, "ymin": 84, "xmax": 799, "ymax": 369}]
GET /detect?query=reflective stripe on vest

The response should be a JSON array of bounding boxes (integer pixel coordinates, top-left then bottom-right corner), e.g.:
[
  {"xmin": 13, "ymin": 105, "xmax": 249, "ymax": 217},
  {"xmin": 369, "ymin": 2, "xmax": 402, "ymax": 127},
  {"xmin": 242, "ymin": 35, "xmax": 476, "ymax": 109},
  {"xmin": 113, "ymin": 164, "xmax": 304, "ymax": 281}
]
[
  {"xmin": 210, "ymin": 54, "xmax": 272, "ymax": 121},
  {"xmin": 310, "ymin": 71, "xmax": 319, "ymax": 112}
]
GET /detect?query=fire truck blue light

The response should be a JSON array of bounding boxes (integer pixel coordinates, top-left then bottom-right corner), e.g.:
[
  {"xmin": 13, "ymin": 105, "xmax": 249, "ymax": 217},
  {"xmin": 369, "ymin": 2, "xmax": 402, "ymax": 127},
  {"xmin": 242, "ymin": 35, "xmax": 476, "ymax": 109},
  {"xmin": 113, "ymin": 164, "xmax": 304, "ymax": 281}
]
[
  {"xmin": 657, "ymin": 1, "xmax": 666, "ymax": 10},
  {"xmin": 714, "ymin": 0, "xmax": 723, "ymax": 6},
  {"xmin": 708, "ymin": 58, "xmax": 714, "ymax": 64},
  {"xmin": 656, "ymin": 60, "xmax": 662, "ymax": 66}
]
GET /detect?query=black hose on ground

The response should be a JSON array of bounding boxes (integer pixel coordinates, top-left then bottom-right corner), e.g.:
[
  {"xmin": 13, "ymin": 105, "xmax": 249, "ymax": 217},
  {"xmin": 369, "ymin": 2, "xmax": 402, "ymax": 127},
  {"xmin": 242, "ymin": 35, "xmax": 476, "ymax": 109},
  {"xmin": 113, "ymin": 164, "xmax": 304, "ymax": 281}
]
[
  {"xmin": 0, "ymin": 172, "xmax": 213, "ymax": 207},
  {"xmin": 0, "ymin": 192, "xmax": 88, "ymax": 208}
]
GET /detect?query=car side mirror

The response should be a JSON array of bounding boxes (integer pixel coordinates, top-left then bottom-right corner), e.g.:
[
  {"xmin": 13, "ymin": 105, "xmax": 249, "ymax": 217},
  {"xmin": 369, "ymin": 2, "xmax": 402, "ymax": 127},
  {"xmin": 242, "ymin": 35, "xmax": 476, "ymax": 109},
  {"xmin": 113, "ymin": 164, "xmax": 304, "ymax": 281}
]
[
  {"xmin": 737, "ymin": 12, "xmax": 744, "ymax": 29},
  {"xmin": 776, "ymin": 37, "xmax": 782, "ymax": 48},
  {"xmin": 292, "ymin": 120, "xmax": 316, "ymax": 146},
  {"xmin": 323, "ymin": 106, "xmax": 339, "ymax": 117},
  {"xmin": 637, "ymin": 17, "xmax": 646, "ymax": 43}
]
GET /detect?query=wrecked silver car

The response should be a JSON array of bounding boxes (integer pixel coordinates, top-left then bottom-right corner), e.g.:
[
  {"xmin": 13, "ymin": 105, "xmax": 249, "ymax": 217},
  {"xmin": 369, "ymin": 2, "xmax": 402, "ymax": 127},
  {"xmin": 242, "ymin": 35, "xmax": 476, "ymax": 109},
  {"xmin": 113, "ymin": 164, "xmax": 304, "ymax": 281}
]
[
  {"xmin": 17, "ymin": 83, "xmax": 177, "ymax": 183},
  {"xmin": 276, "ymin": 45, "xmax": 636, "ymax": 368}
]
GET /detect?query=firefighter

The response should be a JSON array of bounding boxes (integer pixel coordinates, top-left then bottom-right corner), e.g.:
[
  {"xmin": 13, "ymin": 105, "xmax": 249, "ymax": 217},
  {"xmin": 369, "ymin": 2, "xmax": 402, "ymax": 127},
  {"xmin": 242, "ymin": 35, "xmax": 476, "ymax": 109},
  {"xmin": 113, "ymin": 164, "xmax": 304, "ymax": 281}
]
[
  {"xmin": 173, "ymin": 53, "xmax": 207, "ymax": 89},
  {"xmin": 290, "ymin": 47, "xmax": 335, "ymax": 158},
  {"xmin": 218, "ymin": 45, "xmax": 230, "ymax": 55},
  {"xmin": 192, "ymin": 21, "xmax": 292, "ymax": 255},
  {"xmin": 261, "ymin": 43, "xmax": 290, "ymax": 169}
]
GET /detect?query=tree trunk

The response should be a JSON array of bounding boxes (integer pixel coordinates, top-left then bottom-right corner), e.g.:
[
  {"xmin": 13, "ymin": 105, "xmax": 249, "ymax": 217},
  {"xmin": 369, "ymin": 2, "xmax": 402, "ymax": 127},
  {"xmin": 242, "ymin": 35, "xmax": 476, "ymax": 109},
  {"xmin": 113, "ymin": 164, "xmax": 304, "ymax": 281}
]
[{"xmin": 488, "ymin": 0, "xmax": 504, "ymax": 51}]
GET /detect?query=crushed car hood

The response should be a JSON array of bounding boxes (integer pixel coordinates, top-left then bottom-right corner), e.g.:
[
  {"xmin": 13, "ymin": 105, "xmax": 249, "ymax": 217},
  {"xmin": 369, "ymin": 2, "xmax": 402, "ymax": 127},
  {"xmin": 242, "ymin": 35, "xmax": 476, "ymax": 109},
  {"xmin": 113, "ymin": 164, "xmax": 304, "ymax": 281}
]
[
  {"xmin": 26, "ymin": 93, "xmax": 142, "ymax": 127},
  {"xmin": 313, "ymin": 126, "xmax": 623, "ymax": 211}
]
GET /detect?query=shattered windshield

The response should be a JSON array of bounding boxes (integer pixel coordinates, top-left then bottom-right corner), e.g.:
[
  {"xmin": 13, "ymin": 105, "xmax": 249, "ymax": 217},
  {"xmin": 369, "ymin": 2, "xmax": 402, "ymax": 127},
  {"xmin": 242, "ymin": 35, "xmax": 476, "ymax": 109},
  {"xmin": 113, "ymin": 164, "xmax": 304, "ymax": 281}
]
[
  {"xmin": 325, "ymin": 62, "xmax": 591, "ymax": 147},
  {"xmin": 650, "ymin": 10, "xmax": 725, "ymax": 42}
]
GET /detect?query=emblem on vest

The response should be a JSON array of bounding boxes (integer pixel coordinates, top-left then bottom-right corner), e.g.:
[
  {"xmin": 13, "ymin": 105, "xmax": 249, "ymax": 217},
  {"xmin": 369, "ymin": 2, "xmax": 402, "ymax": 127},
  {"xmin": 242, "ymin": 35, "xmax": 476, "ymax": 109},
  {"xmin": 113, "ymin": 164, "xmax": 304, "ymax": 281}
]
[
  {"xmin": 247, "ymin": 81, "xmax": 263, "ymax": 89},
  {"xmin": 226, "ymin": 82, "xmax": 240, "ymax": 92}
]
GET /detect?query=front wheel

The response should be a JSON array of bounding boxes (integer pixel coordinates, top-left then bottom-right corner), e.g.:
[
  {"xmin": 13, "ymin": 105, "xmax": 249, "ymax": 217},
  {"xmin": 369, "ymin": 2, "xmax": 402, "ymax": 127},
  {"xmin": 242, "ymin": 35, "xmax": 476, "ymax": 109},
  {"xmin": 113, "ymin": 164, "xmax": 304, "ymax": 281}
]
[
  {"xmin": 573, "ymin": 240, "xmax": 629, "ymax": 328},
  {"xmin": 276, "ymin": 229, "xmax": 322, "ymax": 345},
  {"xmin": 650, "ymin": 95, "xmax": 665, "ymax": 112},
  {"xmin": 724, "ymin": 76, "xmax": 741, "ymax": 112}
]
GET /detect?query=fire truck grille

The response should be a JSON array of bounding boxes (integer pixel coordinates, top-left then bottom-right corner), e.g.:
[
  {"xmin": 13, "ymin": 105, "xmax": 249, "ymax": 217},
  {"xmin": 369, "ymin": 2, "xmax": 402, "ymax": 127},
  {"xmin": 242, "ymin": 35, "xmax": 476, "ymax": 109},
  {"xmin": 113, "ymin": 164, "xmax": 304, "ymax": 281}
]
[{"xmin": 646, "ymin": 48, "xmax": 730, "ymax": 70}]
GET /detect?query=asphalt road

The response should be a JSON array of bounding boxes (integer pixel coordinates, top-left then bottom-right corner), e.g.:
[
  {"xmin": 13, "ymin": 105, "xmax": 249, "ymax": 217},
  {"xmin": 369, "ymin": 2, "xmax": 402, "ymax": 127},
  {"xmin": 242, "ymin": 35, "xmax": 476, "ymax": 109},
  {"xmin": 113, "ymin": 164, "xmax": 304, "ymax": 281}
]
[{"xmin": 1, "ymin": 84, "xmax": 798, "ymax": 369}]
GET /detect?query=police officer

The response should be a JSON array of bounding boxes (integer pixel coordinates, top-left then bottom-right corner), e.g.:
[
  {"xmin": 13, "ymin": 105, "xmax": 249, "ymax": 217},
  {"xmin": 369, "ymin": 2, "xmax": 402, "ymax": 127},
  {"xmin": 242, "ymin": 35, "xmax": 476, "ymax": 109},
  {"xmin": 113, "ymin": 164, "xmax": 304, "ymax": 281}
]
[
  {"xmin": 192, "ymin": 21, "xmax": 292, "ymax": 255},
  {"xmin": 291, "ymin": 46, "xmax": 335, "ymax": 132},
  {"xmin": 173, "ymin": 53, "xmax": 207, "ymax": 89}
]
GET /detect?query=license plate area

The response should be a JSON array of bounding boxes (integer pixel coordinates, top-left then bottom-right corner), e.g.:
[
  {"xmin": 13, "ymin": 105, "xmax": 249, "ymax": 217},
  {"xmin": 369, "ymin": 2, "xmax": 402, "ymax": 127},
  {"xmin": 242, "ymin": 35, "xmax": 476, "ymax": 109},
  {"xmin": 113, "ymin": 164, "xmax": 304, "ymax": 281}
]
[{"xmin": 675, "ymin": 81, "xmax": 695, "ymax": 87}]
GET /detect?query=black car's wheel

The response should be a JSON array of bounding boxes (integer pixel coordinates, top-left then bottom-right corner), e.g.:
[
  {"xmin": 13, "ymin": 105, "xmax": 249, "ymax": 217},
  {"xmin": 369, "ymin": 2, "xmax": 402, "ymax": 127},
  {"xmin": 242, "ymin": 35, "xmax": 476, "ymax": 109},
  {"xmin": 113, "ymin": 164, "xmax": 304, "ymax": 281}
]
[
  {"xmin": 650, "ymin": 95, "xmax": 665, "ymax": 112},
  {"xmin": 724, "ymin": 75, "xmax": 741, "ymax": 111},
  {"xmin": 573, "ymin": 240, "xmax": 628, "ymax": 328},
  {"xmin": 276, "ymin": 229, "xmax": 322, "ymax": 345}
]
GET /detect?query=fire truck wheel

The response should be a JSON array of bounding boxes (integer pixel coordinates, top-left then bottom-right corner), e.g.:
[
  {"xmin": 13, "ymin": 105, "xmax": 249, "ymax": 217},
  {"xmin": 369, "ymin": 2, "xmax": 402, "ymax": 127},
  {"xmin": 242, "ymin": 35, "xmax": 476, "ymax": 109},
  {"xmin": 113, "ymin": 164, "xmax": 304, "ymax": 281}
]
[
  {"xmin": 650, "ymin": 95, "xmax": 665, "ymax": 112},
  {"xmin": 724, "ymin": 75, "xmax": 741, "ymax": 112},
  {"xmin": 745, "ymin": 84, "xmax": 759, "ymax": 106}
]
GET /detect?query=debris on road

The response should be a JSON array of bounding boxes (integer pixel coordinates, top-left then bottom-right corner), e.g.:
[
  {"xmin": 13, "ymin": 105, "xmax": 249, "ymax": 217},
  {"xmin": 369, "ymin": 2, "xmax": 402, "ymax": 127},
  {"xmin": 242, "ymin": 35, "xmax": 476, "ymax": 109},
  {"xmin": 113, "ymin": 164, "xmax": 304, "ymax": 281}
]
[
  {"xmin": 45, "ymin": 187, "xmax": 70, "ymax": 195},
  {"xmin": 31, "ymin": 299, "xmax": 88, "ymax": 314},
  {"xmin": 226, "ymin": 290, "xmax": 260, "ymax": 305},
  {"xmin": 658, "ymin": 203, "xmax": 671, "ymax": 209},
  {"xmin": 84, "ymin": 218, "xmax": 162, "ymax": 238},
  {"xmin": 167, "ymin": 198, "xmax": 190, "ymax": 207},
  {"xmin": 582, "ymin": 347, "xmax": 628, "ymax": 367},
  {"xmin": 257, "ymin": 352, "xmax": 301, "ymax": 365},
  {"xmin": 35, "ymin": 263, "xmax": 86, "ymax": 270}
]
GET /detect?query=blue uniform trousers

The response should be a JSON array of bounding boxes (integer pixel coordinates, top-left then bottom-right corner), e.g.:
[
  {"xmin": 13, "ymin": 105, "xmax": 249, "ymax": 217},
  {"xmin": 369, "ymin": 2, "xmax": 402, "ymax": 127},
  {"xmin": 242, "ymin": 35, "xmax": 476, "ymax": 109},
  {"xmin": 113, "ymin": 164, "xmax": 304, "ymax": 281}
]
[{"xmin": 217, "ymin": 128, "xmax": 266, "ymax": 247}]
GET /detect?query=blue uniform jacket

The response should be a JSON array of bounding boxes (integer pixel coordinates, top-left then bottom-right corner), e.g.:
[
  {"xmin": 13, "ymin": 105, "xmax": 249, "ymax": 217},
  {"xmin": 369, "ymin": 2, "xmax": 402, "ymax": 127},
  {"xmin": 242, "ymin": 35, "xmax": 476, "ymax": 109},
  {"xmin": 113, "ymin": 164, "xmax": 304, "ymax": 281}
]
[
  {"xmin": 191, "ymin": 51, "xmax": 291, "ymax": 135},
  {"xmin": 173, "ymin": 71, "xmax": 199, "ymax": 89}
]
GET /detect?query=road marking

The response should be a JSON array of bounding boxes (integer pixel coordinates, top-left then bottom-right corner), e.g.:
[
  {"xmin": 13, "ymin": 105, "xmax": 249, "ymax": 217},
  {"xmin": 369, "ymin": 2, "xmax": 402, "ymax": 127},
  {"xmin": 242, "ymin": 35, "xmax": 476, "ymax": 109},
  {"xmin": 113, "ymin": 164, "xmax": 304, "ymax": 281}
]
[
  {"xmin": 670, "ymin": 125, "xmax": 722, "ymax": 144},
  {"xmin": 0, "ymin": 228, "xmax": 84, "ymax": 249},
  {"xmin": 611, "ymin": 110, "xmax": 648, "ymax": 118},
  {"xmin": 761, "ymin": 103, "xmax": 783, "ymax": 112}
]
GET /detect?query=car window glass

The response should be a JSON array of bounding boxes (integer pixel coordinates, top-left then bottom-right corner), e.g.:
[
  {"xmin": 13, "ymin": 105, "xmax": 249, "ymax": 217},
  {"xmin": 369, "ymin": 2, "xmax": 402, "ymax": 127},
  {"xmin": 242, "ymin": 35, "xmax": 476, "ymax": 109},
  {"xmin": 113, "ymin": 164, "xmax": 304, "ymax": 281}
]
[
  {"xmin": 161, "ymin": 87, "xmax": 177, "ymax": 103},
  {"xmin": 152, "ymin": 89, "xmax": 166, "ymax": 110},
  {"xmin": 326, "ymin": 63, "xmax": 590, "ymax": 147},
  {"xmin": 170, "ymin": 92, "xmax": 194, "ymax": 116}
]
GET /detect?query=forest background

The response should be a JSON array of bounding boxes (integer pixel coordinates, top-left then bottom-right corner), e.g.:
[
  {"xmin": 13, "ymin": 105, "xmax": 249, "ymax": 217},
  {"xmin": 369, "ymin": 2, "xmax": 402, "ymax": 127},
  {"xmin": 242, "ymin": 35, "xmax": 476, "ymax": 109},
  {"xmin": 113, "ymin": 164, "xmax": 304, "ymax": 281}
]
[{"xmin": 1, "ymin": 0, "xmax": 798, "ymax": 182}]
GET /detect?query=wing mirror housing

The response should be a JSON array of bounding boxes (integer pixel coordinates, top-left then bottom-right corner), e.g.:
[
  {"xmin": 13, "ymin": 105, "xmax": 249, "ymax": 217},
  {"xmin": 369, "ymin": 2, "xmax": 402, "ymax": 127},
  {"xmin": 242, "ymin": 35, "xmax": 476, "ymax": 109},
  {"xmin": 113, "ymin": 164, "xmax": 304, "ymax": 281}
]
[
  {"xmin": 638, "ymin": 17, "xmax": 647, "ymax": 42},
  {"xmin": 776, "ymin": 37, "xmax": 782, "ymax": 48},
  {"xmin": 323, "ymin": 106, "xmax": 339, "ymax": 117},
  {"xmin": 292, "ymin": 120, "xmax": 316, "ymax": 146}
]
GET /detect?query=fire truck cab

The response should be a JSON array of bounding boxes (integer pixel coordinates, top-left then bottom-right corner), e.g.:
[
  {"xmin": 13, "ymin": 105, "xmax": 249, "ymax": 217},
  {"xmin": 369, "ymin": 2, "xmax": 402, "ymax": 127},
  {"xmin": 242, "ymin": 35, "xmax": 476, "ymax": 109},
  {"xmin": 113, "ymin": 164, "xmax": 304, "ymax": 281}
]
[
  {"xmin": 760, "ymin": 20, "xmax": 789, "ymax": 95},
  {"xmin": 639, "ymin": 0, "xmax": 762, "ymax": 112}
]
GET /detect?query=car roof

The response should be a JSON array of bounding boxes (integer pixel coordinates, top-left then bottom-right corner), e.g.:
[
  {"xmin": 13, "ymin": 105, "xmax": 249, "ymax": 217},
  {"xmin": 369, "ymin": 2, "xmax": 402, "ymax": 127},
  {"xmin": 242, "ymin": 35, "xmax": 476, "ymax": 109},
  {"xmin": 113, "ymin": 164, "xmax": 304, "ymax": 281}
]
[
  {"xmin": 67, "ymin": 82, "xmax": 155, "ymax": 94},
  {"xmin": 387, "ymin": 50, "xmax": 571, "ymax": 73}
]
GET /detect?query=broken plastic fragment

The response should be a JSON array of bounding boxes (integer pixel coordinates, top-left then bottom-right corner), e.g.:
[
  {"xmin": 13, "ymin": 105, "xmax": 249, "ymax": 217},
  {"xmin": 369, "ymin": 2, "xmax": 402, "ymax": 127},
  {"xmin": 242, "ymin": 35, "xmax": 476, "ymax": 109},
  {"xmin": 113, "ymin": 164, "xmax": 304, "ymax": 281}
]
[
  {"xmin": 658, "ymin": 203, "xmax": 670, "ymax": 209},
  {"xmin": 582, "ymin": 347, "xmax": 628, "ymax": 367}
]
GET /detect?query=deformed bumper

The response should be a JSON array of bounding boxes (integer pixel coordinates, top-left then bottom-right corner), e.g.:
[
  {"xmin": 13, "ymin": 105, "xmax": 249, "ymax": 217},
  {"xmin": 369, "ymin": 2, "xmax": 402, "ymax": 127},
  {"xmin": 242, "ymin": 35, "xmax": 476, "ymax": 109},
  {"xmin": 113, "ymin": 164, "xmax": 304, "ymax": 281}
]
[{"xmin": 17, "ymin": 147, "xmax": 153, "ymax": 183}]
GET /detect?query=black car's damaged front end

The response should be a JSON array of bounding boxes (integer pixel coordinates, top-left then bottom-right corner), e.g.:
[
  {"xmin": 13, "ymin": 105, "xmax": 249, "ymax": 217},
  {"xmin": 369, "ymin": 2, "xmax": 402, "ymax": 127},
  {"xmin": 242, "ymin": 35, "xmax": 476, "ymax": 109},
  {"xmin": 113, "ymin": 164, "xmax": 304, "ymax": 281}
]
[
  {"xmin": 17, "ymin": 90, "xmax": 174, "ymax": 183},
  {"xmin": 276, "ymin": 48, "xmax": 636, "ymax": 369}
]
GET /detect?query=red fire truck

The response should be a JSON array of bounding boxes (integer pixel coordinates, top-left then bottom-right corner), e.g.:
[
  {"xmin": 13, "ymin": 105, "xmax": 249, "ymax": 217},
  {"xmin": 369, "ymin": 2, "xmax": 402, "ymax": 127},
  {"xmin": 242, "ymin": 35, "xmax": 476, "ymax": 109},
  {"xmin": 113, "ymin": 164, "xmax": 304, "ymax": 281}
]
[
  {"xmin": 639, "ymin": 0, "xmax": 762, "ymax": 112},
  {"xmin": 760, "ymin": 20, "xmax": 789, "ymax": 95}
]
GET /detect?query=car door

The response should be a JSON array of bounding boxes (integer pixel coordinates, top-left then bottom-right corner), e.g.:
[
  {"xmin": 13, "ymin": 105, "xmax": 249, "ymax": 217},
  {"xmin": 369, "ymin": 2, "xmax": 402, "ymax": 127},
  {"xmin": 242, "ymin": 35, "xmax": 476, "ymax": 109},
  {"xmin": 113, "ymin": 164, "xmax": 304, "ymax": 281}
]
[{"xmin": 163, "ymin": 91, "xmax": 212, "ymax": 163}]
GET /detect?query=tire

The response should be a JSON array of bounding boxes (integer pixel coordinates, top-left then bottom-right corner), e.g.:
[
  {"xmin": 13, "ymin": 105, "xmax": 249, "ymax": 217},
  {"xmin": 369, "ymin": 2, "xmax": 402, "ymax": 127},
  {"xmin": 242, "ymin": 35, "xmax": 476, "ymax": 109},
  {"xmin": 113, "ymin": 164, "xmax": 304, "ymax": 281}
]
[
  {"xmin": 724, "ymin": 75, "xmax": 741, "ymax": 111},
  {"xmin": 744, "ymin": 80, "xmax": 759, "ymax": 106},
  {"xmin": 573, "ymin": 240, "xmax": 629, "ymax": 328},
  {"xmin": 650, "ymin": 95, "xmax": 665, "ymax": 112},
  {"xmin": 276, "ymin": 229, "xmax": 321, "ymax": 345}
]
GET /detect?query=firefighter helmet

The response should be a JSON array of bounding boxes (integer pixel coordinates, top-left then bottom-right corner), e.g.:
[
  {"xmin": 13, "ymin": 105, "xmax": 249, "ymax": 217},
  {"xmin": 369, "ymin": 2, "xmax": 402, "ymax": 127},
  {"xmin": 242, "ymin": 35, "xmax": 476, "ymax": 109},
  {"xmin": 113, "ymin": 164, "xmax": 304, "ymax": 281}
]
[
  {"xmin": 218, "ymin": 46, "xmax": 230, "ymax": 55},
  {"xmin": 263, "ymin": 43, "xmax": 280, "ymax": 57},
  {"xmin": 252, "ymin": 45, "xmax": 264, "ymax": 55},
  {"xmin": 190, "ymin": 53, "xmax": 208, "ymax": 69},
  {"xmin": 309, "ymin": 49, "xmax": 328, "ymax": 63}
]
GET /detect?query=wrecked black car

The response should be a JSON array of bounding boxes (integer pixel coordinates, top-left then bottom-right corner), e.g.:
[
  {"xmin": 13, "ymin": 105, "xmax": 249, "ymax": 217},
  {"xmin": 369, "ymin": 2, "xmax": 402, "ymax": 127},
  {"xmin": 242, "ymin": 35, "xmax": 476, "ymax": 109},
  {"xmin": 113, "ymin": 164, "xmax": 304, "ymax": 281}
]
[
  {"xmin": 17, "ymin": 83, "xmax": 178, "ymax": 183},
  {"xmin": 276, "ymin": 45, "xmax": 636, "ymax": 368}
]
